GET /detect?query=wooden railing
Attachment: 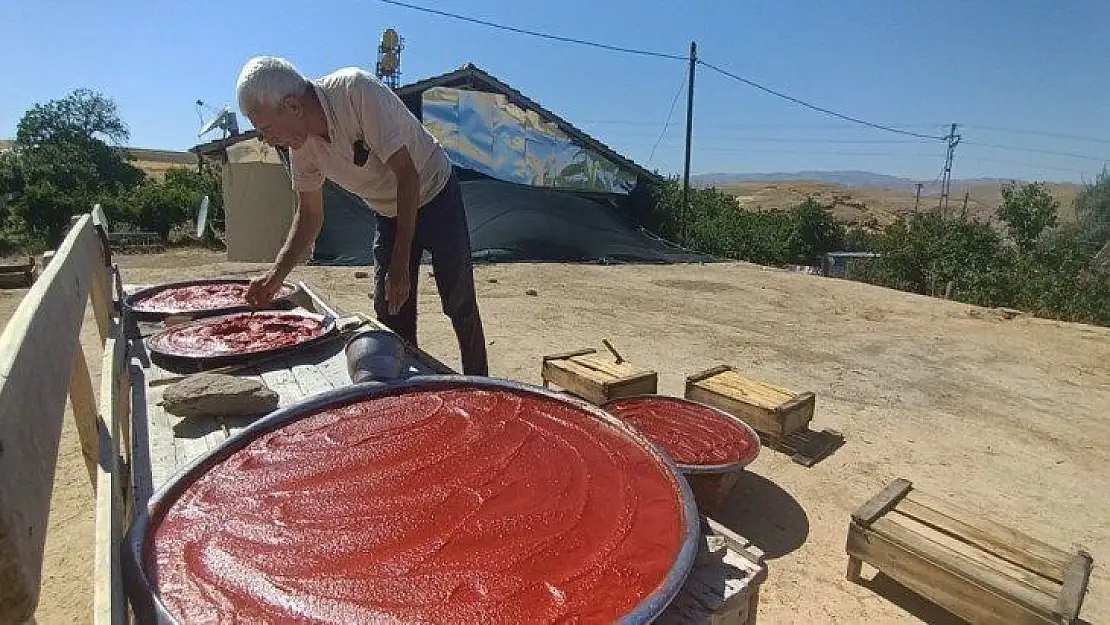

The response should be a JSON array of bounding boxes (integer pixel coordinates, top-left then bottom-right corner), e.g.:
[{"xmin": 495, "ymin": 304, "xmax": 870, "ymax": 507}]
[{"xmin": 0, "ymin": 214, "xmax": 129, "ymax": 623}]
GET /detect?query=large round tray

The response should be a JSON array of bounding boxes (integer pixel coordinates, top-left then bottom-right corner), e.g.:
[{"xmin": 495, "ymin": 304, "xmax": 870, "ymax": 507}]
[
  {"xmin": 146, "ymin": 309, "xmax": 337, "ymax": 371},
  {"xmin": 123, "ymin": 278, "xmax": 302, "ymax": 322},
  {"xmin": 123, "ymin": 377, "xmax": 701, "ymax": 625}
]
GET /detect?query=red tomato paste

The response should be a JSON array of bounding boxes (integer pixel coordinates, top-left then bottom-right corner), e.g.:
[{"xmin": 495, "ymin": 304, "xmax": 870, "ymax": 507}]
[
  {"xmin": 131, "ymin": 282, "xmax": 295, "ymax": 314},
  {"xmin": 149, "ymin": 311, "xmax": 326, "ymax": 358},
  {"xmin": 604, "ymin": 396, "xmax": 759, "ymax": 467},
  {"xmin": 149, "ymin": 388, "xmax": 686, "ymax": 624}
]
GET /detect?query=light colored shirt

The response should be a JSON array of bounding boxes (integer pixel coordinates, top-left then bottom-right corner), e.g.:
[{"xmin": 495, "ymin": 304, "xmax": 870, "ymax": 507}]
[{"xmin": 290, "ymin": 68, "xmax": 451, "ymax": 217}]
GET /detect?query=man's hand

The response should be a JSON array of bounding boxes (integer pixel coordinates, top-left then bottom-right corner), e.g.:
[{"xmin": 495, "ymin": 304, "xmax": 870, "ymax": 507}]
[
  {"xmin": 385, "ymin": 258, "xmax": 411, "ymax": 315},
  {"xmin": 246, "ymin": 271, "xmax": 284, "ymax": 308}
]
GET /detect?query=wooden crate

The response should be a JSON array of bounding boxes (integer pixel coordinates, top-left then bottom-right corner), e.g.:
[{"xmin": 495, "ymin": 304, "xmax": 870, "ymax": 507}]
[
  {"xmin": 540, "ymin": 348, "xmax": 657, "ymax": 405},
  {"xmin": 846, "ymin": 478, "xmax": 1094, "ymax": 625},
  {"xmin": 659, "ymin": 517, "xmax": 768, "ymax": 625},
  {"xmin": 0, "ymin": 256, "xmax": 35, "ymax": 289},
  {"xmin": 685, "ymin": 365, "xmax": 814, "ymax": 442}
]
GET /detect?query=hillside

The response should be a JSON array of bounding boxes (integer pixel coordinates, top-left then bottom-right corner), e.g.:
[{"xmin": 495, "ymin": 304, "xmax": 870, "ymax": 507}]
[{"xmin": 712, "ymin": 178, "xmax": 1081, "ymax": 225}]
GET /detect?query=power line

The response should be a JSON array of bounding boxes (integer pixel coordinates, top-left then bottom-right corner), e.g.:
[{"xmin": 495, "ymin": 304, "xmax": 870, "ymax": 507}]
[
  {"xmin": 964, "ymin": 124, "xmax": 1110, "ymax": 146},
  {"xmin": 969, "ymin": 156, "xmax": 1093, "ymax": 176},
  {"xmin": 696, "ymin": 60, "xmax": 948, "ymax": 141},
  {"xmin": 598, "ymin": 134, "xmax": 928, "ymax": 145},
  {"xmin": 648, "ymin": 75, "xmax": 686, "ymax": 165},
  {"xmin": 377, "ymin": 0, "xmax": 686, "ymax": 60},
  {"xmin": 380, "ymin": 1, "xmax": 953, "ymax": 145},
  {"xmin": 578, "ymin": 119, "xmax": 948, "ymax": 130},
  {"xmin": 963, "ymin": 140, "xmax": 1108, "ymax": 163}
]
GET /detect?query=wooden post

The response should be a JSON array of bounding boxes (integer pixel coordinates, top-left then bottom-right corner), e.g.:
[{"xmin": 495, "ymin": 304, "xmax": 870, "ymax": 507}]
[
  {"xmin": 67, "ymin": 346, "xmax": 100, "ymax": 486},
  {"xmin": 93, "ymin": 323, "xmax": 129, "ymax": 625}
]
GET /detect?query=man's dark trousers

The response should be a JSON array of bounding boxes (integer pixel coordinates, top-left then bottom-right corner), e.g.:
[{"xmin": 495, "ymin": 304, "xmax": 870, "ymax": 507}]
[{"xmin": 372, "ymin": 173, "xmax": 488, "ymax": 375}]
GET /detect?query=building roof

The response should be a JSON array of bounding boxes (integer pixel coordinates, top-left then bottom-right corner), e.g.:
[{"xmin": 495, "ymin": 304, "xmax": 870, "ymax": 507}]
[
  {"xmin": 396, "ymin": 64, "xmax": 662, "ymax": 185},
  {"xmin": 193, "ymin": 64, "xmax": 662, "ymax": 185},
  {"xmin": 191, "ymin": 130, "xmax": 259, "ymax": 159}
]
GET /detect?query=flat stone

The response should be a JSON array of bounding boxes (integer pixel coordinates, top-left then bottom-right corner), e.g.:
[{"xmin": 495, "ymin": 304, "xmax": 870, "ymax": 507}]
[{"xmin": 160, "ymin": 373, "xmax": 279, "ymax": 419}]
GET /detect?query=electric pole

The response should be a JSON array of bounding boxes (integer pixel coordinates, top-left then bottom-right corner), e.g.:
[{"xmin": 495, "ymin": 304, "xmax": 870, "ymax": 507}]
[
  {"xmin": 681, "ymin": 41, "xmax": 697, "ymax": 243},
  {"xmin": 914, "ymin": 183, "xmax": 923, "ymax": 213},
  {"xmin": 938, "ymin": 123, "xmax": 961, "ymax": 218}
]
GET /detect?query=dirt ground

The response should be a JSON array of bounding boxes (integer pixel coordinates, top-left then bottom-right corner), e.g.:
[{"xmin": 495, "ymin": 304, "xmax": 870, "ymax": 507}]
[{"xmin": 13, "ymin": 247, "xmax": 1110, "ymax": 624}]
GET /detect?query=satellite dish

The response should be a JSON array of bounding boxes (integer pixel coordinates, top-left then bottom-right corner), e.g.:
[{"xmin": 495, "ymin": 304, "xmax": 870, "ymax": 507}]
[
  {"xmin": 91, "ymin": 203, "xmax": 109, "ymax": 230},
  {"xmin": 197, "ymin": 106, "xmax": 240, "ymax": 139},
  {"xmin": 196, "ymin": 195, "xmax": 210, "ymax": 239}
]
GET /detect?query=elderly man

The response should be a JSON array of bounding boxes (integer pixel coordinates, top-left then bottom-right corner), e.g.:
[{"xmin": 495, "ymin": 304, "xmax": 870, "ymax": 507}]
[{"xmin": 237, "ymin": 56, "xmax": 487, "ymax": 375}]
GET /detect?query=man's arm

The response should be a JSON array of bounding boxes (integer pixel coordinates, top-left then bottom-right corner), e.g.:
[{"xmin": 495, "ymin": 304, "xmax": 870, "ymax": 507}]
[
  {"xmin": 383, "ymin": 146, "xmax": 420, "ymax": 315},
  {"xmin": 246, "ymin": 188, "xmax": 324, "ymax": 306}
]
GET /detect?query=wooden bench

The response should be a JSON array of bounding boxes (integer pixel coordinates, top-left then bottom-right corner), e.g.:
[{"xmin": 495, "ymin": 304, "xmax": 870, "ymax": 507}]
[
  {"xmin": 540, "ymin": 346, "xmax": 657, "ymax": 405},
  {"xmin": 846, "ymin": 478, "xmax": 1093, "ymax": 625}
]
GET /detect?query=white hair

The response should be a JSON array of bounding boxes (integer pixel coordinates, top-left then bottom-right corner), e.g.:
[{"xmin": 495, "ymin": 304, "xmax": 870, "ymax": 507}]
[{"xmin": 236, "ymin": 56, "xmax": 310, "ymax": 114}]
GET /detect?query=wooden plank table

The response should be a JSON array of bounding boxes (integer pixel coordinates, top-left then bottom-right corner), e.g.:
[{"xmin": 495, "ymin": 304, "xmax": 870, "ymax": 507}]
[
  {"xmin": 122, "ymin": 282, "xmax": 764, "ymax": 624},
  {"xmin": 126, "ymin": 283, "xmax": 450, "ymax": 506}
]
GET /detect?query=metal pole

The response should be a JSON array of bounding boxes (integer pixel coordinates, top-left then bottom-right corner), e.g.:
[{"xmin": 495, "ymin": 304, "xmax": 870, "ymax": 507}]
[{"xmin": 681, "ymin": 41, "xmax": 697, "ymax": 242}]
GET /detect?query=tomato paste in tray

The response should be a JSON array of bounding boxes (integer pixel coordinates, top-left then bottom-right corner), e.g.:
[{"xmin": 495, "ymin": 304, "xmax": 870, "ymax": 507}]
[
  {"xmin": 126, "ymin": 279, "xmax": 298, "ymax": 318},
  {"xmin": 147, "ymin": 311, "xmax": 329, "ymax": 360},
  {"xmin": 127, "ymin": 380, "xmax": 699, "ymax": 625},
  {"xmin": 603, "ymin": 396, "xmax": 760, "ymax": 470}
]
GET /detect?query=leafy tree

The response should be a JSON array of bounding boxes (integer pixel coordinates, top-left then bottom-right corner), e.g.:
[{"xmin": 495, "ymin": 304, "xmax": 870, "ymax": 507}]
[
  {"xmin": 647, "ymin": 181, "xmax": 844, "ymax": 266},
  {"xmin": 998, "ymin": 182, "xmax": 1058, "ymax": 250},
  {"xmin": 1075, "ymin": 166, "xmax": 1110, "ymax": 251},
  {"xmin": 128, "ymin": 167, "xmax": 220, "ymax": 241},
  {"xmin": 0, "ymin": 89, "xmax": 143, "ymax": 244}
]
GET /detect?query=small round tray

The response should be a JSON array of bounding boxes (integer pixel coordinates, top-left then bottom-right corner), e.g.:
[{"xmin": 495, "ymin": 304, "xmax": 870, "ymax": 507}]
[
  {"xmin": 146, "ymin": 309, "xmax": 336, "ymax": 370},
  {"xmin": 123, "ymin": 278, "xmax": 301, "ymax": 322},
  {"xmin": 601, "ymin": 395, "xmax": 761, "ymax": 475}
]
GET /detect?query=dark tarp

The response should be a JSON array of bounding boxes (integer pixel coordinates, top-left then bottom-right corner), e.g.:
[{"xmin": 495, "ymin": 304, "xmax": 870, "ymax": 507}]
[{"xmin": 311, "ymin": 170, "xmax": 711, "ymax": 266}]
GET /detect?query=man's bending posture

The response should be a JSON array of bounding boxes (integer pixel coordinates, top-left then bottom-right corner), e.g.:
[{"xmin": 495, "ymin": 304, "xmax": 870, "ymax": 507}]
[{"xmin": 238, "ymin": 56, "xmax": 488, "ymax": 375}]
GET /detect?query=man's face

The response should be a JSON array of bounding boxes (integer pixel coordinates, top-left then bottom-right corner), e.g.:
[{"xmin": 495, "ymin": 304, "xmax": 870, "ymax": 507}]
[{"xmin": 248, "ymin": 95, "xmax": 309, "ymax": 149}]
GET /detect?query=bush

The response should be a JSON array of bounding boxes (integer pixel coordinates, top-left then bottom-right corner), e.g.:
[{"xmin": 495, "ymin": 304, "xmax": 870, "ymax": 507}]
[
  {"xmin": 857, "ymin": 183, "xmax": 1110, "ymax": 326},
  {"xmin": 648, "ymin": 180, "xmax": 844, "ymax": 266},
  {"xmin": 648, "ymin": 178, "xmax": 1110, "ymax": 327},
  {"xmin": 126, "ymin": 166, "xmax": 223, "ymax": 242}
]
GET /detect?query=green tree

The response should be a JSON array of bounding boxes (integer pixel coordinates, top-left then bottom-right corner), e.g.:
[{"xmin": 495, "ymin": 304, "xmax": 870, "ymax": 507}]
[
  {"xmin": 1075, "ymin": 167, "xmax": 1110, "ymax": 251},
  {"xmin": 127, "ymin": 168, "xmax": 220, "ymax": 241},
  {"xmin": 0, "ymin": 89, "xmax": 144, "ymax": 244},
  {"xmin": 998, "ymin": 182, "xmax": 1058, "ymax": 250}
]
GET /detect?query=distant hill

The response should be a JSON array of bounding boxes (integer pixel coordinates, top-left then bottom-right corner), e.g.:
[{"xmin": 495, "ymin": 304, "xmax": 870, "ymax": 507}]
[
  {"xmin": 694, "ymin": 170, "xmax": 1028, "ymax": 193},
  {"xmin": 0, "ymin": 139, "xmax": 194, "ymax": 178},
  {"xmin": 698, "ymin": 173, "xmax": 1083, "ymax": 226}
]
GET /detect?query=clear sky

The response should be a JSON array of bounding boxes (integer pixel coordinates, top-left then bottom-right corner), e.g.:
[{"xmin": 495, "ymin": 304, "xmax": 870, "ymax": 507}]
[{"xmin": 3, "ymin": 0, "xmax": 1107, "ymax": 182}]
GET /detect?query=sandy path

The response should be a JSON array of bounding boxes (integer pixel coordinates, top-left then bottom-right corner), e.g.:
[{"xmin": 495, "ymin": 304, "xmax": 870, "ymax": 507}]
[{"xmin": 13, "ymin": 248, "xmax": 1109, "ymax": 624}]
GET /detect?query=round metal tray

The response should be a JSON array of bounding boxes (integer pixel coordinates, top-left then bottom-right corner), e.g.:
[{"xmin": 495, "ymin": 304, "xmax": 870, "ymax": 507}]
[
  {"xmin": 146, "ymin": 309, "xmax": 337, "ymax": 371},
  {"xmin": 123, "ymin": 278, "xmax": 302, "ymax": 322},
  {"xmin": 123, "ymin": 377, "xmax": 701, "ymax": 625},
  {"xmin": 601, "ymin": 395, "xmax": 761, "ymax": 475}
]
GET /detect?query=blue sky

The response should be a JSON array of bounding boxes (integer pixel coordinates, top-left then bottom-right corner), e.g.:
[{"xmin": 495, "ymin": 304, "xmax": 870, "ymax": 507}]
[{"xmin": 3, "ymin": 0, "xmax": 1107, "ymax": 182}]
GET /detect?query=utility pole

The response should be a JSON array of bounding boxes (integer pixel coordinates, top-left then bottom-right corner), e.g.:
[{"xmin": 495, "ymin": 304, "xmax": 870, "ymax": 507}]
[
  {"xmin": 681, "ymin": 41, "xmax": 697, "ymax": 242},
  {"xmin": 938, "ymin": 123, "xmax": 961, "ymax": 218},
  {"xmin": 913, "ymin": 183, "xmax": 923, "ymax": 213}
]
